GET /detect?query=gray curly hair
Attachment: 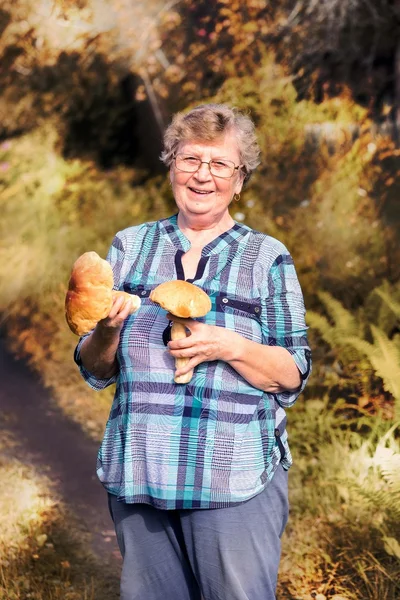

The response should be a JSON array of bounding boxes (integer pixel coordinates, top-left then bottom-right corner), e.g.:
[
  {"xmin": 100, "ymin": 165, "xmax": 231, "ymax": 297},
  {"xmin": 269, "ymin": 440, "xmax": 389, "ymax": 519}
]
[{"xmin": 160, "ymin": 103, "xmax": 261, "ymax": 184}]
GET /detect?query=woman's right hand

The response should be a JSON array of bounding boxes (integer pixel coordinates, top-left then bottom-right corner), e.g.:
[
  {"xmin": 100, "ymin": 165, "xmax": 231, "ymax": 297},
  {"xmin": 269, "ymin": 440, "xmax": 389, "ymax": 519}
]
[
  {"xmin": 97, "ymin": 293, "xmax": 133, "ymax": 333},
  {"xmin": 80, "ymin": 294, "xmax": 133, "ymax": 378}
]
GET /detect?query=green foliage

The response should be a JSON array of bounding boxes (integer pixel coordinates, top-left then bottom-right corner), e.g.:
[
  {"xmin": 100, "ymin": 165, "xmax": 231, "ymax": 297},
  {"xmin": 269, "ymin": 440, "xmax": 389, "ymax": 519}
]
[
  {"xmin": 0, "ymin": 125, "xmax": 172, "ymax": 313},
  {"xmin": 306, "ymin": 291, "xmax": 366, "ymax": 371},
  {"xmin": 309, "ymin": 291, "xmax": 362, "ymax": 340},
  {"xmin": 353, "ymin": 425, "xmax": 400, "ymax": 524},
  {"xmin": 279, "ymin": 398, "xmax": 400, "ymax": 599},
  {"xmin": 0, "ymin": 122, "xmax": 175, "ymax": 438},
  {"xmin": 345, "ymin": 325, "xmax": 400, "ymax": 402},
  {"xmin": 291, "ymin": 136, "xmax": 395, "ymax": 303},
  {"xmin": 374, "ymin": 287, "xmax": 400, "ymax": 321},
  {"xmin": 307, "ymin": 285, "xmax": 400, "ymax": 416},
  {"xmin": 343, "ymin": 288, "xmax": 400, "ymax": 413}
]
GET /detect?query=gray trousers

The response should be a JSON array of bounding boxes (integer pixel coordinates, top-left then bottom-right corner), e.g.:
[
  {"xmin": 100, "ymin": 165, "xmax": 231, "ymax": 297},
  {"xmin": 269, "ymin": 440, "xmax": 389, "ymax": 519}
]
[{"xmin": 108, "ymin": 464, "xmax": 289, "ymax": 600}]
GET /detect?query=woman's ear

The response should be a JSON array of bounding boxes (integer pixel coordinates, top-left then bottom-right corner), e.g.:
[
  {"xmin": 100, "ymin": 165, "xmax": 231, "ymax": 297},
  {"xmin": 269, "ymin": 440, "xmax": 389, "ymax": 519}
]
[{"xmin": 234, "ymin": 172, "xmax": 244, "ymax": 195}]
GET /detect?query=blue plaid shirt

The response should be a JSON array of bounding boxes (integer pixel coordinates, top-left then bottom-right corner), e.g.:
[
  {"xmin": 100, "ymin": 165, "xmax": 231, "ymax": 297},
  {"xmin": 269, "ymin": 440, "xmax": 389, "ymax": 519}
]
[{"xmin": 75, "ymin": 214, "xmax": 311, "ymax": 509}]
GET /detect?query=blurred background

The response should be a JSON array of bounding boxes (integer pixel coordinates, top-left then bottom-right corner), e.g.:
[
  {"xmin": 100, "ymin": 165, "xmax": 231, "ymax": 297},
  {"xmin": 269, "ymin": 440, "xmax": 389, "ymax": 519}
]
[{"xmin": 0, "ymin": 1, "xmax": 399, "ymax": 599}]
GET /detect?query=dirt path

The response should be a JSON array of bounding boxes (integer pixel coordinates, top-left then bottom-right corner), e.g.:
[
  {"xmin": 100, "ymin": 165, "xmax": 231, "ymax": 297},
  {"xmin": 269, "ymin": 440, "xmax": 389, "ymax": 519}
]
[{"xmin": 0, "ymin": 336, "xmax": 121, "ymax": 568}]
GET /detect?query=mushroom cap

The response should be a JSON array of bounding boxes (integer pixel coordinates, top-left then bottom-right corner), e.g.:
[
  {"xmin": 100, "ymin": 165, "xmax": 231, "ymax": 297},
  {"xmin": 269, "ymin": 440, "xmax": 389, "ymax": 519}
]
[
  {"xmin": 149, "ymin": 280, "xmax": 211, "ymax": 318},
  {"xmin": 65, "ymin": 251, "xmax": 114, "ymax": 335}
]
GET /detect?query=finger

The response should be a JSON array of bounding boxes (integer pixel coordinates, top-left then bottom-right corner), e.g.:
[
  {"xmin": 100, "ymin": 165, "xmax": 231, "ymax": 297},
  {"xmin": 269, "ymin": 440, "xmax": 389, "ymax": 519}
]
[
  {"xmin": 169, "ymin": 345, "xmax": 197, "ymax": 358},
  {"xmin": 175, "ymin": 356, "xmax": 202, "ymax": 376},
  {"xmin": 108, "ymin": 294, "xmax": 126, "ymax": 318},
  {"xmin": 117, "ymin": 299, "xmax": 133, "ymax": 319},
  {"xmin": 102, "ymin": 297, "xmax": 131, "ymax": 325},
  {"xmin": 111, "ymin": 297, "xmax": 133, "ymax": 321},
  {"xmin": 168, "ymin": 336, "xmax": 195, "ymax": 350}
]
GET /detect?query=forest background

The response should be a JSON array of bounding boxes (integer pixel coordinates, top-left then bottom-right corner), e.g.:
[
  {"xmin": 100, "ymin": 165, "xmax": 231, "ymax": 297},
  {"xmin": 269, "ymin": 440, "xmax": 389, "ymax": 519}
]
[{"xmin": 0, "ymin": 1, "xmax": 400, "ymax": 599}]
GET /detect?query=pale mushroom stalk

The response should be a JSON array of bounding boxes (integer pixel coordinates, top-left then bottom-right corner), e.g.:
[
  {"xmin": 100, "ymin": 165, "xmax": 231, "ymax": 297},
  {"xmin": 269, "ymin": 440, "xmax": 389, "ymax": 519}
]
[{"xmin": 170, "ymin": 321, "xmax": 193, "ymax": 384}]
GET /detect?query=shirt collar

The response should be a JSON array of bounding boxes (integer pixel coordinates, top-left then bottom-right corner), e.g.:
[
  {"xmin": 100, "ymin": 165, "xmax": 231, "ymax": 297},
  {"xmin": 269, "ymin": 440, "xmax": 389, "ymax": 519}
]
[{"xmin": 159, "ymin": 213, "xmax": 251, "ymax": 256}]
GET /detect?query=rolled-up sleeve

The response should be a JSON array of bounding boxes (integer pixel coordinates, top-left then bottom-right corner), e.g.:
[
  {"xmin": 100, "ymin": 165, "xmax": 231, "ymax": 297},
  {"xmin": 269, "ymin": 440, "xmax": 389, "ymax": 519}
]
[
  {"xmin": 73, "ymin": 334, "xmax": 117, "ymax": 390},
  {"xmin": 261, "ymin": 252, "xmax": 312, "ymax": 407},
  {"xmin": 73, "ymin": 232, "xmax": 126, "ymax": 391}
]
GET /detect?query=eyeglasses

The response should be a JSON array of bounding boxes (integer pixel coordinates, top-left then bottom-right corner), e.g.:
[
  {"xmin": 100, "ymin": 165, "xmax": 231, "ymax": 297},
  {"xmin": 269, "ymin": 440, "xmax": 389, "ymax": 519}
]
[{"xmin": 174, "ymin": 154, "xmax": 242, "ymax": 179}]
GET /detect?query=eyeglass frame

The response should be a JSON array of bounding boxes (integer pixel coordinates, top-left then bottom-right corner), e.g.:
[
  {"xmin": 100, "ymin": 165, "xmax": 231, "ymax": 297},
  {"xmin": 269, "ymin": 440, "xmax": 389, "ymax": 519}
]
[{"xmin": 173, "ymin": 153, "xmax": 244, "ymax": 179}]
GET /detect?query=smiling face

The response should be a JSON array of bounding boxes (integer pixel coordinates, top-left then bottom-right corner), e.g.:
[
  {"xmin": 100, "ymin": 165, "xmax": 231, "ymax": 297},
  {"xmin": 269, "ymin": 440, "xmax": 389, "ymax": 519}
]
[{"xmin": 170, "ymin": 132, "xmax": 244, "ymax": 228}]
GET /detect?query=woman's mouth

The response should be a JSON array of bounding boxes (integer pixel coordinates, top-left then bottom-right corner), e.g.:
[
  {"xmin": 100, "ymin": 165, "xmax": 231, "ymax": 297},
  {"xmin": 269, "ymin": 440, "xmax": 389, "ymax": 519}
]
[{"xmin": 188, "ymin": 187, "xmax": 213, "ymax": 196}]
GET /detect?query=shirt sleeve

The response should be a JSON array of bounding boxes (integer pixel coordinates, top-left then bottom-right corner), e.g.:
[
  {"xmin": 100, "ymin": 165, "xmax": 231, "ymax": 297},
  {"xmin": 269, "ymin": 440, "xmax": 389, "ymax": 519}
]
[
  {"xmin": 261, "ymin": 252, "xmax": 312, "ymax": 408},
  {"xmin": 73, "ymin": 232, "xmax": 126, "ymax": 391},
  {"xmin": 73, "ymin": 334, "xmax": 117, "ymax": 390}
]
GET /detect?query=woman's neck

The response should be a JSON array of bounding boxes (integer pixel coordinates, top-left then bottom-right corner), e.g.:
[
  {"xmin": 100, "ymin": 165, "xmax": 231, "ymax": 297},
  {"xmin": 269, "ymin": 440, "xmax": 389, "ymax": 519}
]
[{"xmin": 177, "ymin": 211, "xmax": 235, "ymax": 247}]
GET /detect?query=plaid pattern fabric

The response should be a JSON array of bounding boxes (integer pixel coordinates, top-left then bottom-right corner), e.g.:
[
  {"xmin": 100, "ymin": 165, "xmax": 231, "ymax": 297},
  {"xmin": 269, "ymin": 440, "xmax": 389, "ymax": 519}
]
[{"xmin": 75, "ymin": 214, "xmax": 311, "ymax": 509}]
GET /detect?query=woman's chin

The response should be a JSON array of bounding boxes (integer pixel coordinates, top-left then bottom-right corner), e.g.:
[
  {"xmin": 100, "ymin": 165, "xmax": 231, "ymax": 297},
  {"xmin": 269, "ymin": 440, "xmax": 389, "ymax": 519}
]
[
  {"xmin": 190, "ymin": 203, "xmax": 211, "ymax": 213},
  {"xmin": 181, "ymin": 200, "xmax": 214, "ymax": 216}
]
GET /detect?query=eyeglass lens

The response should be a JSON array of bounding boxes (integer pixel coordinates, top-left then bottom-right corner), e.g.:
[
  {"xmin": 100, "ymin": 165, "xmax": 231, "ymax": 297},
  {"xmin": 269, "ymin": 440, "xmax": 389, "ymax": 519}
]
[{"xmin": 175, "ymin": 155, "xmax": 236, "ymax": 177}]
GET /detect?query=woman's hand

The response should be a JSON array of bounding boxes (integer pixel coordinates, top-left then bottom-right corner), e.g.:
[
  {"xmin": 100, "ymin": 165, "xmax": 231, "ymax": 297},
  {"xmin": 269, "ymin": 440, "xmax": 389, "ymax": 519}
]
[
  {"xmin": 166, "ymin": 314, "xmax": 301, "ymax": 392},
  {"xmin": 166, "ymin": 314, "xmax": 236, "ymax": 377},
  {"xmin": 80, "ymin": 294, "xmax": 132, "ymax": 379},
  {"xmin": 97, "ymin": 294, "xmax": 133, "ymax": 335}
]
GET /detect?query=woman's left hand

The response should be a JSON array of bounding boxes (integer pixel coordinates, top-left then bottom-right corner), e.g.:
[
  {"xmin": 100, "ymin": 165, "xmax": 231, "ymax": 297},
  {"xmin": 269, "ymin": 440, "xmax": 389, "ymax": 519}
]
[
  {"xmin": 166, "ymin": 314, "xmax": 235, "ymax": 377},
  {"xmin": 167, "ymin": 313, "xmax": 301, "ymax": 392}
]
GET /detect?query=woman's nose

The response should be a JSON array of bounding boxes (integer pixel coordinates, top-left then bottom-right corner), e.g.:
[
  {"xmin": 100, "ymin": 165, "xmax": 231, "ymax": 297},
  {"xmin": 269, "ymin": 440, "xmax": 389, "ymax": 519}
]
[{"xmin": 194, "ymin": 162, "xmax": 211, "ymax": 180}]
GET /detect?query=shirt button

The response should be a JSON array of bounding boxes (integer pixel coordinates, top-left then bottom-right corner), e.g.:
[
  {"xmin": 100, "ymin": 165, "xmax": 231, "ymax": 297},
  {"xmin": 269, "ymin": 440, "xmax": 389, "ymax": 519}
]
[
  {"xmin": 254, "ymin": 307, "xmax": 260, "ymax": 313},
  {"xmin": 141, "ymin": 290, "xmax": 147, "ymax": 296},
  {"xmin": 222, "ymin": 297, "xmax": 229, "ymax": 304}
]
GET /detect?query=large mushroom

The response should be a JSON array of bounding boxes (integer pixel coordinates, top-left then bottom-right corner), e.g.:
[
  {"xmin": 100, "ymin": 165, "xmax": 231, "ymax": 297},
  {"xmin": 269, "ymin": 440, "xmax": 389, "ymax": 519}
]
[
  {"xmin": 149, "ymin": 280, "xmax": 211, "ymax": 384},
  {"xmin": 65, "ymin": 251, "xmax": 141, "ymax": 336}
]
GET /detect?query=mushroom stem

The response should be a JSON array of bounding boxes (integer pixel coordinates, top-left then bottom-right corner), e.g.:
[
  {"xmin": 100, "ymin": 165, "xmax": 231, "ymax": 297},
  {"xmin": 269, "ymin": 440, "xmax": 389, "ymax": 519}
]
[{"xmin": 171, "ymin": 321, "xmax": 193, "ymax": 384}]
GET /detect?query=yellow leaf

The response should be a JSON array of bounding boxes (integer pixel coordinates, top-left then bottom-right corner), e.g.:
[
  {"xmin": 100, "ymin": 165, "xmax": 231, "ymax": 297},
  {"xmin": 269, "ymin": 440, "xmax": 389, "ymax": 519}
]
[
  {"xmin": 383, "ymin": 536, "xmax": 400, "ymax": 559},
  {"xmin": 36, "ymin": 533, "xmax": 48, "ymax": 547}
]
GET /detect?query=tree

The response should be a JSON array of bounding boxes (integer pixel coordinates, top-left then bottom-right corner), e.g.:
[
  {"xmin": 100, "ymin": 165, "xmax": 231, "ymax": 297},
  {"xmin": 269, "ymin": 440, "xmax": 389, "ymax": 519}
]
[
  {"xmin": 273, "ymin": 0, "xmax": 400, "ymax": 139},
  {"xmin": 0, "ymin": 0, "xmax": 170, "ymax": 169}
]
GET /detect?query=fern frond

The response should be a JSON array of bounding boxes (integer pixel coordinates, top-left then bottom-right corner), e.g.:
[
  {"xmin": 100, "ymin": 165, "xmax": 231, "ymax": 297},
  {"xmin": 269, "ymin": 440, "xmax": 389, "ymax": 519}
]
[
  {"xmin": 343, "ymin": 478, "xmax": 400, "ymax": 523},
  {"xmin": 373, "ymin": 447, "xmax": 400, "ymax": 494},
  {"xmin": 343, "ymin": 327, "xmax": 400, "ymax": 408},
  {"xmin": 370, "ymin": 325, "xmax": 400, "ymax": 401},
  {"xmin": 375, "ymin": 289, "xmax": 400, "ymax": 320},
  {"xmin": 308, "ymin": 310, "xmax": 365, "ymax": 368},
  {"xmin": 307, "ymin": 310, "xmax": 334, "ymax": 345},
  {"xmin": 340, "ymin": 336, "xmax": 379, "ymax": 374},
  {"xmin": 342, "ymin": 336, "xmax": 374, "ymax": 356},
  {"xmin": 318, "ymin": 290, "xmax": 359, "ymax": 336}
]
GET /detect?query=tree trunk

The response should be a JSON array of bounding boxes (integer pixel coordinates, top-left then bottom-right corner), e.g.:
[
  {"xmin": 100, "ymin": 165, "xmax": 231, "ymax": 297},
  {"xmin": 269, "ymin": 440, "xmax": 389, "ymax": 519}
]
[{"xmin": 394, "ymin": 7, "xmax": 400, "ymax": 145}]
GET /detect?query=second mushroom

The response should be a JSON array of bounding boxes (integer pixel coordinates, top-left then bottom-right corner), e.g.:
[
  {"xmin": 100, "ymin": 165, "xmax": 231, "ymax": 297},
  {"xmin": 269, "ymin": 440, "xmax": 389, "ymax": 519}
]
[{"xmin": 149, "ymin": 280, "xmax": 211, "ymax": 384}]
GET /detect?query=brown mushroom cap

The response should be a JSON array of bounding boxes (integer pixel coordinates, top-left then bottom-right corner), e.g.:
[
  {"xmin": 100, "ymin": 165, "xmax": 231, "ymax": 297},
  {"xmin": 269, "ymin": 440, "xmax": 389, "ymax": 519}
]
[
  {"xmin": 65, "ymin": 252, "xmax": 114, "ymax": 335},
  {"xmin": 149, "ymin": 280, "xmax": 211, "ymax": 317},
  {"xmin": 66, "ymin": 252, "xmax": 141, "ymax": 336}
]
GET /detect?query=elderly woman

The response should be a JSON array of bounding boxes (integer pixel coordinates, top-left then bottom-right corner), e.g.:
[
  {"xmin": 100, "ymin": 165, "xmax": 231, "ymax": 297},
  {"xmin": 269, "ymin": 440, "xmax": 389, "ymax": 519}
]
[{"xmin": 74, "ymin": 103, "xmax": 311, "ymax": 600}]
